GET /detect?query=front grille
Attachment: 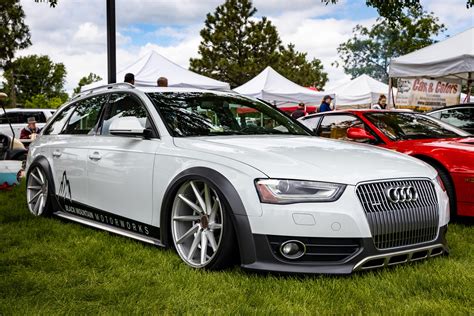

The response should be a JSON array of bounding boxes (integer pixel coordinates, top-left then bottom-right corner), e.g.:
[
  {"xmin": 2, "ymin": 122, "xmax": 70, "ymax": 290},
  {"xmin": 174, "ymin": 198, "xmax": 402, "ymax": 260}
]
[
  {"xmin": 267, "ymin": 235, "xmax": 361, "ymax": 263},
  {"xmin": 356, "ymin": 179, "xmax": 439, "ymax": 249}
]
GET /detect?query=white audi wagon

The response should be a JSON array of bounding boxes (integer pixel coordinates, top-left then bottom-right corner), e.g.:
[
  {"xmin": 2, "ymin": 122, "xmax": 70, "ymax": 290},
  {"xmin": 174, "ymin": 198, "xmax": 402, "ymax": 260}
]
[{"xmin": 25, "ymin": 83, "xmax": 450, "ymax": 274}]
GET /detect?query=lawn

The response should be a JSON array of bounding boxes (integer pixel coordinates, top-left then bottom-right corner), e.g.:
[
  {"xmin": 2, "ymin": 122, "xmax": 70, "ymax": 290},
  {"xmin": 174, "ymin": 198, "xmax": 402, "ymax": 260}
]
[{"xmin": 1, "ymin": 182, "xmax": 473, "ymax": 315}]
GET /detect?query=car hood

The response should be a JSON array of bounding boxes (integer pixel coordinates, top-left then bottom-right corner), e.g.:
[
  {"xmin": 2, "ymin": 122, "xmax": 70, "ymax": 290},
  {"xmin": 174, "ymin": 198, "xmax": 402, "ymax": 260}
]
[
  {"xmin": 174, "ymin": 135, "xmax": 436, "ymax": 185},
  {"xmin": 394, "ymin": 137, "xmax": 474, "ymax": 152}
]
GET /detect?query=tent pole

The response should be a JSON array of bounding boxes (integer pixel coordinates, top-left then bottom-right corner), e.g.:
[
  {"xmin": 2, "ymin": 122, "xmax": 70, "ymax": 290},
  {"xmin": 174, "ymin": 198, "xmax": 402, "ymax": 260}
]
[{"xmin": 388, "ymin": 78, "xmax": 393, "ymax": 109}]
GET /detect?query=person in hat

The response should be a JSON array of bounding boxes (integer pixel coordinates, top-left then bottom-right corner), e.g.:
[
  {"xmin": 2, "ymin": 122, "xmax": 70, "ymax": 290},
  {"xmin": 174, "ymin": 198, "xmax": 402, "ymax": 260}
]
[
  {"xmin": 124, "ymin": 73, "xmax": 135, "ymax": 85},
  {"xmin": 319, "ymin": 95, "xmax": 333, "ymax": 113},
  {"xmin": 291, "ymin": 103, "xmax": 306, "ymax": 120},
  {"xmin": 20, "ymin": 117, "xmax": 41, "ymax": 140}
]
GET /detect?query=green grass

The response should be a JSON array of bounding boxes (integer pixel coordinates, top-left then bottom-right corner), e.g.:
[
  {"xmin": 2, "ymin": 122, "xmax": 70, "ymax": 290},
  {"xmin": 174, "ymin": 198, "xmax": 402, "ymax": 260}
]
[{"xmin": 1, "ymin": 182, "xmax": 473, "ymax": 315}]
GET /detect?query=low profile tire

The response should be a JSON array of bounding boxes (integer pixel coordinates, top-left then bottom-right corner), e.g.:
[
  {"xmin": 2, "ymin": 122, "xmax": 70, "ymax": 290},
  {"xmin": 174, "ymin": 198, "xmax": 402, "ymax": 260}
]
[
  {"xmin": 430, "ymin": 163, "xmax": 457, "ymax": 219},
  {"xmin": 170, "ymin": 179, "xmax": 236, "ymax": 270},
  {"xmin": 26, "ymin": 164, "xmax": 54, "ymax": 217}
]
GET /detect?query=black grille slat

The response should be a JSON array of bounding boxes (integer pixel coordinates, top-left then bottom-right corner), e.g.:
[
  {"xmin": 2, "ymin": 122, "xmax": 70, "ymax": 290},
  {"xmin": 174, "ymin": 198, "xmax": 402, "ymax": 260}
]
[{"xmin": 356, "ymin": 179, "xmax": 439, "ymax": 249}]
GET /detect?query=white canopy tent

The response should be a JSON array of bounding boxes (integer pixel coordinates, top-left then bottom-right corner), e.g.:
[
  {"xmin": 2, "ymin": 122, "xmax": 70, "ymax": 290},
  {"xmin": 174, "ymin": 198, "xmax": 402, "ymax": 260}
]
[
  {"xmin": 84, "ymin": 51, "xmax": 230, "ymax": 91},
  {"xmin": 234, "ymin": 66, "xmax": 330, "ymax": 106},
  {"xmin": 389, "ymin": 27, "xmax": 474, "ymax": 103},
  {"xmin": 326, "ymin": 74, "xmax": 393, "ymax": 107}
]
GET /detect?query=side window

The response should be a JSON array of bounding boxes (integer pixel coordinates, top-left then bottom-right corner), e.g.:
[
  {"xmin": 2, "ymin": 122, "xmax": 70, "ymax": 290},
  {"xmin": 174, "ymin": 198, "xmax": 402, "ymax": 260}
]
[
  {"xmin": 0, "ymin": 112, "xmax": 21, "ymax": 124},
  {"xmin": 43, "ymin": 105, "xmax": 76, "ymax": 135},
  {"xmin": 301, "ymin": 116, "xmax": 321, "ymax": 132},
  {"xmin": 317, "ymin": 115, "xmax": 368, "ymax": 142},
  {"xmin": 62, "ymin": 95, "xmax": 107, "ymax": 135},
  {"xmin": 99, "ymin": 93, "xmax": 149, "ymax": 136},
  {"xmin": 440, "ymin": 108, "xmax": 474, "ymax": 130}
]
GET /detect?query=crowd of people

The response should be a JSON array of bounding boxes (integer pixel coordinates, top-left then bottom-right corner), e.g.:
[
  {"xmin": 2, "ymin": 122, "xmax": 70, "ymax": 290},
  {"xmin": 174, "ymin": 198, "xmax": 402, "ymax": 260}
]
[{"xmin": 124, "ymin": 73, "xmax": 168, "ymax": 87}]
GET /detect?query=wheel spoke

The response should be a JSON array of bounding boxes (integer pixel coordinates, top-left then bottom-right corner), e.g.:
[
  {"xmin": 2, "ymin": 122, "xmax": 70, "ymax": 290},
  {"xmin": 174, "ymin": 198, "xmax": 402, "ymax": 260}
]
[
  {"xmin": 187, "ymin": 229, "xmax": 201, "ymax": 261},
  {"xmin": 33, "ymin": 196, "xmax": 41, "ymax": 214},
  {"xmin": 178, "ymin": 194, "xmax": 203, "ymax": 214},
  {"xmin": 207, "ymin": 231, "xmax": 218, "ymax": 252},
  {"xmin": 29, "ymin": 190, "xmax": 42, "ymax": 204},
  {"xmin": 28, "ymin": 185, "xmax": 41, "ymax": 190},
  {"xmin": 209, "ymin": 198, "xmax": 218, "ymax": 223},
  {"xmin": 37, "ymin": 195, "xmax": 44, "ymax": 215},
  {"xmin": 209, "ymin": 223, "xmax": 222, "ymax": 230},
  {"xmin": 36, "ymin": 169, "xmax": 45, "ymax": 183},
  {"xmin": 204, "ymin": 183, "xmax": 212, "ymax": 215},
  {"xmin": 200, "ymin": 231, "xmax": 208, "ymax": 264},
  {"xmin": 176, "ymin": 225, "xmax": 199, "ymax": 244},
  {"xmin": 173, "ymin": 215, "xmax": 200, "ymax": 222},
  {"xmin": 190, "ymin": 181, "xmax": 206, "ymax": 214},
  {"xmin": 31, "ymin": 172, "xmax": 42, "ymax": 185}
]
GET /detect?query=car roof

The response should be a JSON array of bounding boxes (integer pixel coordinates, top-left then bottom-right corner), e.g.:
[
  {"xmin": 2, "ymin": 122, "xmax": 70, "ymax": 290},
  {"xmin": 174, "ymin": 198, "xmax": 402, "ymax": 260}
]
[
  {"xmin": 300, "ymin": 109, "xmax": 413, "ymax": 119},
  {"xmin": 1, "ymin": 108, "xmax": 55, "ymax": 112},
  {"xmin": 427, "ymin": 103, "xmax": 474, "ymax": 113},
  {"xmin": 136, "ymin": 86, "xmax": 236, "ymax": 95}
]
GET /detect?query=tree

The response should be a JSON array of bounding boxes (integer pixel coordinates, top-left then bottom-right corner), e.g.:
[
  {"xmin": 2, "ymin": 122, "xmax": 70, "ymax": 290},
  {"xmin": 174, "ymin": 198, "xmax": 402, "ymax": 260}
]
[
  {"xmin": 275, "ymin": 44, "xmax": 328, "ymax": 89},
  {"xmin": 0, "ymin": 0, "xmax": 31, "ymax": 68},
  {"xmin": 24, "ymin": 94, "xmax": 66, "ymax": 109},
  {"xmin": 2, "ymin": 55, "xmax": 67, "ymax": 106},
  {"xmin": 335, "ymin": 8, "xmax": 446, "ymax": 82},
  {"xmin": 322, "ymin": 0, "xmax": 473, "ymax": 21},
  {"xmin": 73, "ymin": 73, "xmax": 102, "ymax": 95}
]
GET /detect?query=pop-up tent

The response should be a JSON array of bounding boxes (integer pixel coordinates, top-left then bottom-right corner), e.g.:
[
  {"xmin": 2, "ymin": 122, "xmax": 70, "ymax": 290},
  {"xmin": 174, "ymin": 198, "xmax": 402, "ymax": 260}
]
[
  {"xmin": 389, "ymin": 28, "xmax": 474, "ymax": 80},
  {"xmin": 234, "ymin": 66, "xmax": 330, "ymax": 106},
  {"xmin": 84, "ymin": 51, "xmax": 230, "ymax": 91},
  {"xmin": 327, "ymin": 74, "xmax": 393, "ymax": 107}
]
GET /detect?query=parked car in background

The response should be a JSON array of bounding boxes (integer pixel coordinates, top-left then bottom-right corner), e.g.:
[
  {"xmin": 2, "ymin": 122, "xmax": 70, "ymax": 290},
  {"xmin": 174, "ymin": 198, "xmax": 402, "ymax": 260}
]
[
  {"xmin": 300, "ymin": 110, "xmax": 474, "ymax": 218},
  {"xmin": 25, "ymin": 84, "xmax": 449, "ymax": 274},
  {"xmin": 0, "ymin": 108, "xmax": 55, "ymax": 138},
  {"xmin": 427, "ymin": 103, "xmax": 474, "ymax": 134}
]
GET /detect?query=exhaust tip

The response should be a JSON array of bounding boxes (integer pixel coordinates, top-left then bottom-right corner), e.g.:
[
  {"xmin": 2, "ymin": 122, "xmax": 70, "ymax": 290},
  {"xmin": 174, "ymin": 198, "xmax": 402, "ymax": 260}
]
[{"xmin": 280, "ymin": 240, "xmax": 306, "ymax": 259}]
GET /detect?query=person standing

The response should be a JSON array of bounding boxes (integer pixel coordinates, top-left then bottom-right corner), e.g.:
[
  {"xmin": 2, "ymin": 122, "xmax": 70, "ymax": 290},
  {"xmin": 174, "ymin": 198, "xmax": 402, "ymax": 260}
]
[
  {"xmin": 372, "ymin": 95, "xmax": 387, "ymax": 109},
  {"xmin": 20, "ymin": 117, "xmax": 41, "ymax": 140},
  {"xmin": 124, "ymin": 73, "xmax": 135, "ymax": 85},
  {"xmin": 291, "ymin": 103, "xmax": 306, "ymax": 119},
  {"xmin": 319, "ymin": 95, "xmax": 333, "ymax": 113}
]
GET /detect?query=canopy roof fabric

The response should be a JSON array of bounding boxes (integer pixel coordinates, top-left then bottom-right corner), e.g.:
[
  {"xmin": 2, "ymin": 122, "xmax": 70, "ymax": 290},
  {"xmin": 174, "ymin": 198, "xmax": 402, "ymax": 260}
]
[
  {"xmin": 328, "ymin": 74, "xmax": 392, "ymax": 106},
  {"xmin": 84, "ymin": 51, "xmax": 230, "ymax": 90},
  {"xmin": 389, "ymin": 28, "xmax": 474, "ymax": 81},
  {"xmin": 234, "ymin": 66, "xmax": 330, "ymax": 105}
]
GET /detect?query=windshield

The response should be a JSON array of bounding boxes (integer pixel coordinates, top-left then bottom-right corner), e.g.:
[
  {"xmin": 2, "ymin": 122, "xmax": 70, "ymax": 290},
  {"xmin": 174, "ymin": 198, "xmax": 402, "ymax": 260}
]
[
  {"xmin": 365, "ymin": 112, "xmax": 469, "ymax": 141},
  {"xmin": 147, "ymin": 92, "xmax": 310, "ymax": 137}
]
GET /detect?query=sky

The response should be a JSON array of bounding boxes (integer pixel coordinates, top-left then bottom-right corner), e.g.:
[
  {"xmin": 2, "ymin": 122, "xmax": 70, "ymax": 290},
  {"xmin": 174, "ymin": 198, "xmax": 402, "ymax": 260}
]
[{"xmin": 15, "ymin": 0, "xmax": 474, "ymax": 92}]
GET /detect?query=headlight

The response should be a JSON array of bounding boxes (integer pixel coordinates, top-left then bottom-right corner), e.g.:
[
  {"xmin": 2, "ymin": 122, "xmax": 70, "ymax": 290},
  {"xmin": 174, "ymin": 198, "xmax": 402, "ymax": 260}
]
[{"xmin": 255, "ymin": 179, "xmax": 346, "ymax": 204}]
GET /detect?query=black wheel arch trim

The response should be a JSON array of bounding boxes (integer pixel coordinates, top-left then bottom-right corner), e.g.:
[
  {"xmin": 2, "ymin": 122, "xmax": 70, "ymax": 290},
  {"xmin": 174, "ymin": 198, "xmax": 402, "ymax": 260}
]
[
  {"xmin": 28, "ymin": 155, "xmax": 57, "ymax": 201},
  {"xmin": 159, "ymin": 167, "xmax": 257, "ymax": 265}
]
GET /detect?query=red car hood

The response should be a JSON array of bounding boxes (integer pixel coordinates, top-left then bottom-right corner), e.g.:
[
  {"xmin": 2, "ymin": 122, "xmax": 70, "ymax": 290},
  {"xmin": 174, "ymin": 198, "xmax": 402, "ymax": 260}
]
[{"xmin": 393, "ymin": 137, "xmax": 474, "ymax": 153}]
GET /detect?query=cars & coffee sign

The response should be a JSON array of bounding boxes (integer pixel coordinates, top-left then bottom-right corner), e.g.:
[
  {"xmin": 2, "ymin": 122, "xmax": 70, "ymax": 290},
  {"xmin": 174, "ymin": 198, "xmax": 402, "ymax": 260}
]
[{"xmin": 396, "ymin": 78, "xmax": 461, "ymax": 108}]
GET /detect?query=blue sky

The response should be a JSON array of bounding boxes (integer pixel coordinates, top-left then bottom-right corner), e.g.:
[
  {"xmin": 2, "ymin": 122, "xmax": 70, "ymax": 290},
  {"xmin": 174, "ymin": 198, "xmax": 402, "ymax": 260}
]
[{"xmin": 16, "ymin": 0, "xmax": 474, "ymax": 91}]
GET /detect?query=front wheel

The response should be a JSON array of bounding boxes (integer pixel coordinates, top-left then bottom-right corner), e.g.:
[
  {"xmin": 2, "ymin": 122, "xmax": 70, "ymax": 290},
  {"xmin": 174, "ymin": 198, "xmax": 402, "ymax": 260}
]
[
  {"xmin": 26, "ymin": 165, "xmax": 53, "ymax": 217},
  {"xmin": 170, "ymin": 179, "xmax": 236, "ymax": 269}
]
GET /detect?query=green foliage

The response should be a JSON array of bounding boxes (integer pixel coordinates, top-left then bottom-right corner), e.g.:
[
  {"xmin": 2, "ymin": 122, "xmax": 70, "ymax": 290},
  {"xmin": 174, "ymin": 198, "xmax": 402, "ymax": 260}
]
[
  {"xmin": 2, "ymin": 55, "xmax": 67, "ymax": 106},
  {"xmin": 1, "ymin": 182, "xmax": 474, "ymax": 314},
  {"xmin": 24, "ymin": 93, "xmax": 67, "ymax": 109},
  {"xmin": 34, "ymin": 0, "xmax": 58, "ymax": 7},
  {"xmin": 190, "ymin": 0, "xmax": 328, "ymax": 89},
  {"xmin": 335, "ymin": 7, "xmax": 446, "ymax": 82},
  {"xmin": 322, "ymin": 0, "xmax": 473, "ymax": 20},
  {"xmin": 0, "ymin": 0, "xmax": 31, "ymax": 67},
  {"xmin": 73, "ymin": 73, "xmax": 103, "ymax": 95}
]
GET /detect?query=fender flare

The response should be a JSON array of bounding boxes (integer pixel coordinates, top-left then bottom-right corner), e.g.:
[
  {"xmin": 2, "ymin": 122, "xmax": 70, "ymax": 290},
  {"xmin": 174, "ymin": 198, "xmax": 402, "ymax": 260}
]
[
  {"xmin": 28, "ymin": 155, "xmax": 57, "ymax": 205},
  {"xmin": 159, "ymin": 167, "xmax": 257, "ymax": 265}
]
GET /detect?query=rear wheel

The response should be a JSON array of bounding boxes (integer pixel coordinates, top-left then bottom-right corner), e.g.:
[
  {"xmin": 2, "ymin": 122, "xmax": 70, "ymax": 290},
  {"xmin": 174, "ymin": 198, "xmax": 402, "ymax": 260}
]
[
  {"xmin": 170, "ymin": 179, "xmax": 235, "ymax": 269},
  {"xmin": 26, "ymin": 165, "xmax": 53, "ymax": 217}
]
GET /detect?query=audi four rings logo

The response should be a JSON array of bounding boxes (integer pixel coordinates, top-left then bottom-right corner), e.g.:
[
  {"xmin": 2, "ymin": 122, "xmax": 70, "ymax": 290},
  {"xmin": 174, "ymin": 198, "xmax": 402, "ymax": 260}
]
[{"xmin": 385, "ymin": 186, "xmax": 418, "ymax": 203}]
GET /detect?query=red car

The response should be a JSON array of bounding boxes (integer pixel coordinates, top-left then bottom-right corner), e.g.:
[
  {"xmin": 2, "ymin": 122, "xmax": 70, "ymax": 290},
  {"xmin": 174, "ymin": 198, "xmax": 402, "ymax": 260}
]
[{"xmin": 299, "ymin": 110, "xmax": 474, "ymax": 218}]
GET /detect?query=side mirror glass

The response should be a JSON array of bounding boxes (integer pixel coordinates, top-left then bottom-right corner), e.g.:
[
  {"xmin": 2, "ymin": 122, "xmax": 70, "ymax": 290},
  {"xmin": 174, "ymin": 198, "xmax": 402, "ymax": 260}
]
[
  {"xmin": 347, "ymin": 127, "xmax": 376, "ymax": 141},
  {"xmin": 109, "ymin": 117, "xmax": 145, "ymax": 137}
]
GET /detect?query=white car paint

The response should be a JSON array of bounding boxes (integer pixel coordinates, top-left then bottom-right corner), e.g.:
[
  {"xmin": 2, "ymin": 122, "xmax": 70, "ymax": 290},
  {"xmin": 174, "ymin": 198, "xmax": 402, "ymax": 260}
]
[{"xmin": 26, "ymin": 85, "xmax": 450, "ymax": 274}]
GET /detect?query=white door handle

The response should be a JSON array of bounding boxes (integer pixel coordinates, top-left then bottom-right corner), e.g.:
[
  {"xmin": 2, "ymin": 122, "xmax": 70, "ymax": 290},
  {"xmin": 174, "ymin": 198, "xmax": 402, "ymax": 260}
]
[
  {"xmin": 52, "ymin": 150, "xmax": 62, "ymax": 158},
  {"xmin": 88, "ymin": 152, "xmax": 102, "ymax": 161}
]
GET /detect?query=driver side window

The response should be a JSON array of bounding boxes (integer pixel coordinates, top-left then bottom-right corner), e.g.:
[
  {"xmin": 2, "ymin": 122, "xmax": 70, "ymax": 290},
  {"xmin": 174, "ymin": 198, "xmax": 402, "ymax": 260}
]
[{"xmin": 317, "ymin": 115, "xmax": 369, "ymax": 142}]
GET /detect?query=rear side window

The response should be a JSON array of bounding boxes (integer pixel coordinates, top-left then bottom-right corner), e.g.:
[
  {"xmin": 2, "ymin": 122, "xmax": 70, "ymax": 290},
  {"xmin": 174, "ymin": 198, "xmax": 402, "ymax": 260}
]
[
  {"xmin": 439, "ymin": 108, "xmax": 474, "ymax": 131},
  {"xmin": 62, "ymin": 95, "xmax": 108, "ymax": 135},
  {"xmin": 43, "ymin": 105, "xmax": 75, "ymax": 135},
  {"xmin": 0, "ymin": 111, "xmax": 45, "ymax": 124}
]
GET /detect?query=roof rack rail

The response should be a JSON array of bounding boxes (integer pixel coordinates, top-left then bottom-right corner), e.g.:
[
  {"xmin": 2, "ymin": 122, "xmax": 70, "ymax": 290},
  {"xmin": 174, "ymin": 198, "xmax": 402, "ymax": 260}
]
[{"xmin": 72, "ymin": 82, "xmax": 135, "ymax": 99}]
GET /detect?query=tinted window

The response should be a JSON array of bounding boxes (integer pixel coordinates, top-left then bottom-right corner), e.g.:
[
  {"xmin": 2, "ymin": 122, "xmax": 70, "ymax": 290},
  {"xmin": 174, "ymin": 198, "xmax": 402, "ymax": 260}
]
[
  {"xmin": 62, "ymin": 95, "xmax": 107, "ymax": 135},
  {"xmin": 317, "ymin": 115, "xmax": 368, "ymax": 142},
  {"xmin": 99, "ymin": 93, "xmax": 149, "ymax": 136},
  {"xmin": 365, "ymin": 112, "xmax": 468, "ymax": 140},
  {"xmin": 147, "ymin": 92, "xmax": 310, "ymax": 137},
  {"xmin": 300, "ymin": 116, "xmax": 321, "ymax": 132},
  {"xmin": 439, "ymin": 108, "xmax": 474, "ymax": 131},
  {"xmin": 43, "ymin": 105, "xmax": 75, "ymax": 135},
  {"xmin": 0, "ymin": 111, "xmax": 45, "ymax": 124}
]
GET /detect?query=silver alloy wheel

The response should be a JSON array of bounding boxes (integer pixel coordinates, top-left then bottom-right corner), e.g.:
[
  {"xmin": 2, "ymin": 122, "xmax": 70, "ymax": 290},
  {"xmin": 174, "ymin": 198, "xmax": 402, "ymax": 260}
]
[
  {"xmin": 27, "ymin": 167, "xmax": 48, "ymax": 216},
  {"xmin": 171, "ymin": 180, "xmax": 224, "ymax": 268}
]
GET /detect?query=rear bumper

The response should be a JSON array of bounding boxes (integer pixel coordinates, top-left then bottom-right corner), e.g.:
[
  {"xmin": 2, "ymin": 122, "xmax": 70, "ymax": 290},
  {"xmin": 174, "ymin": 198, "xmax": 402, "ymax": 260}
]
[{"xmin": 241, "ymin": 225, "xmax": 448, "ymax": 275}]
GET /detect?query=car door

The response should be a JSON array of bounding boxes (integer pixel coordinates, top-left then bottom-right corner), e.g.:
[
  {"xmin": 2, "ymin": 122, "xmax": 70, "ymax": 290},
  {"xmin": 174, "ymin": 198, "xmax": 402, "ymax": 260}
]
[
  {"xmin": 87, "ymin": 92, "xmax": 160, "ymax": 225},
  {"xmin": 48, "ymin": 95, "xmax": 108, "ymax": 208}
]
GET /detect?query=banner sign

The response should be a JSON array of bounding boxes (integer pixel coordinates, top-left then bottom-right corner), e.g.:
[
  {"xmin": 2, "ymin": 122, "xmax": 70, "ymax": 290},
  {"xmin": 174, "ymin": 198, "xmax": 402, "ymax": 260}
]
[{"xmin": 396, "ymin": 78, "xmax": 461, "ymax": 108}]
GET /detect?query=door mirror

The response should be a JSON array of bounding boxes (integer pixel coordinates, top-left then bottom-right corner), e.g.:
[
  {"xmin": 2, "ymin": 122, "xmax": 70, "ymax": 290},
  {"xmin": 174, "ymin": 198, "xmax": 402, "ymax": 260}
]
[
  {"xmin": 347, "ymin": 127, "xmax": 376, "ymax": 141},
  {"xmin": 109, "ymin": 117, "xmax": 145, "ymax": 137}
]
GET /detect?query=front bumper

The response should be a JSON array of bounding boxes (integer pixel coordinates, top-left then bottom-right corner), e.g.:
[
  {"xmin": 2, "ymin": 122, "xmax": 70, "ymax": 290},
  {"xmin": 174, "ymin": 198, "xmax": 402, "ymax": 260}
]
[{"xmin": 241, "ymin": 225, "xmax": 448, "ymax": 274}]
